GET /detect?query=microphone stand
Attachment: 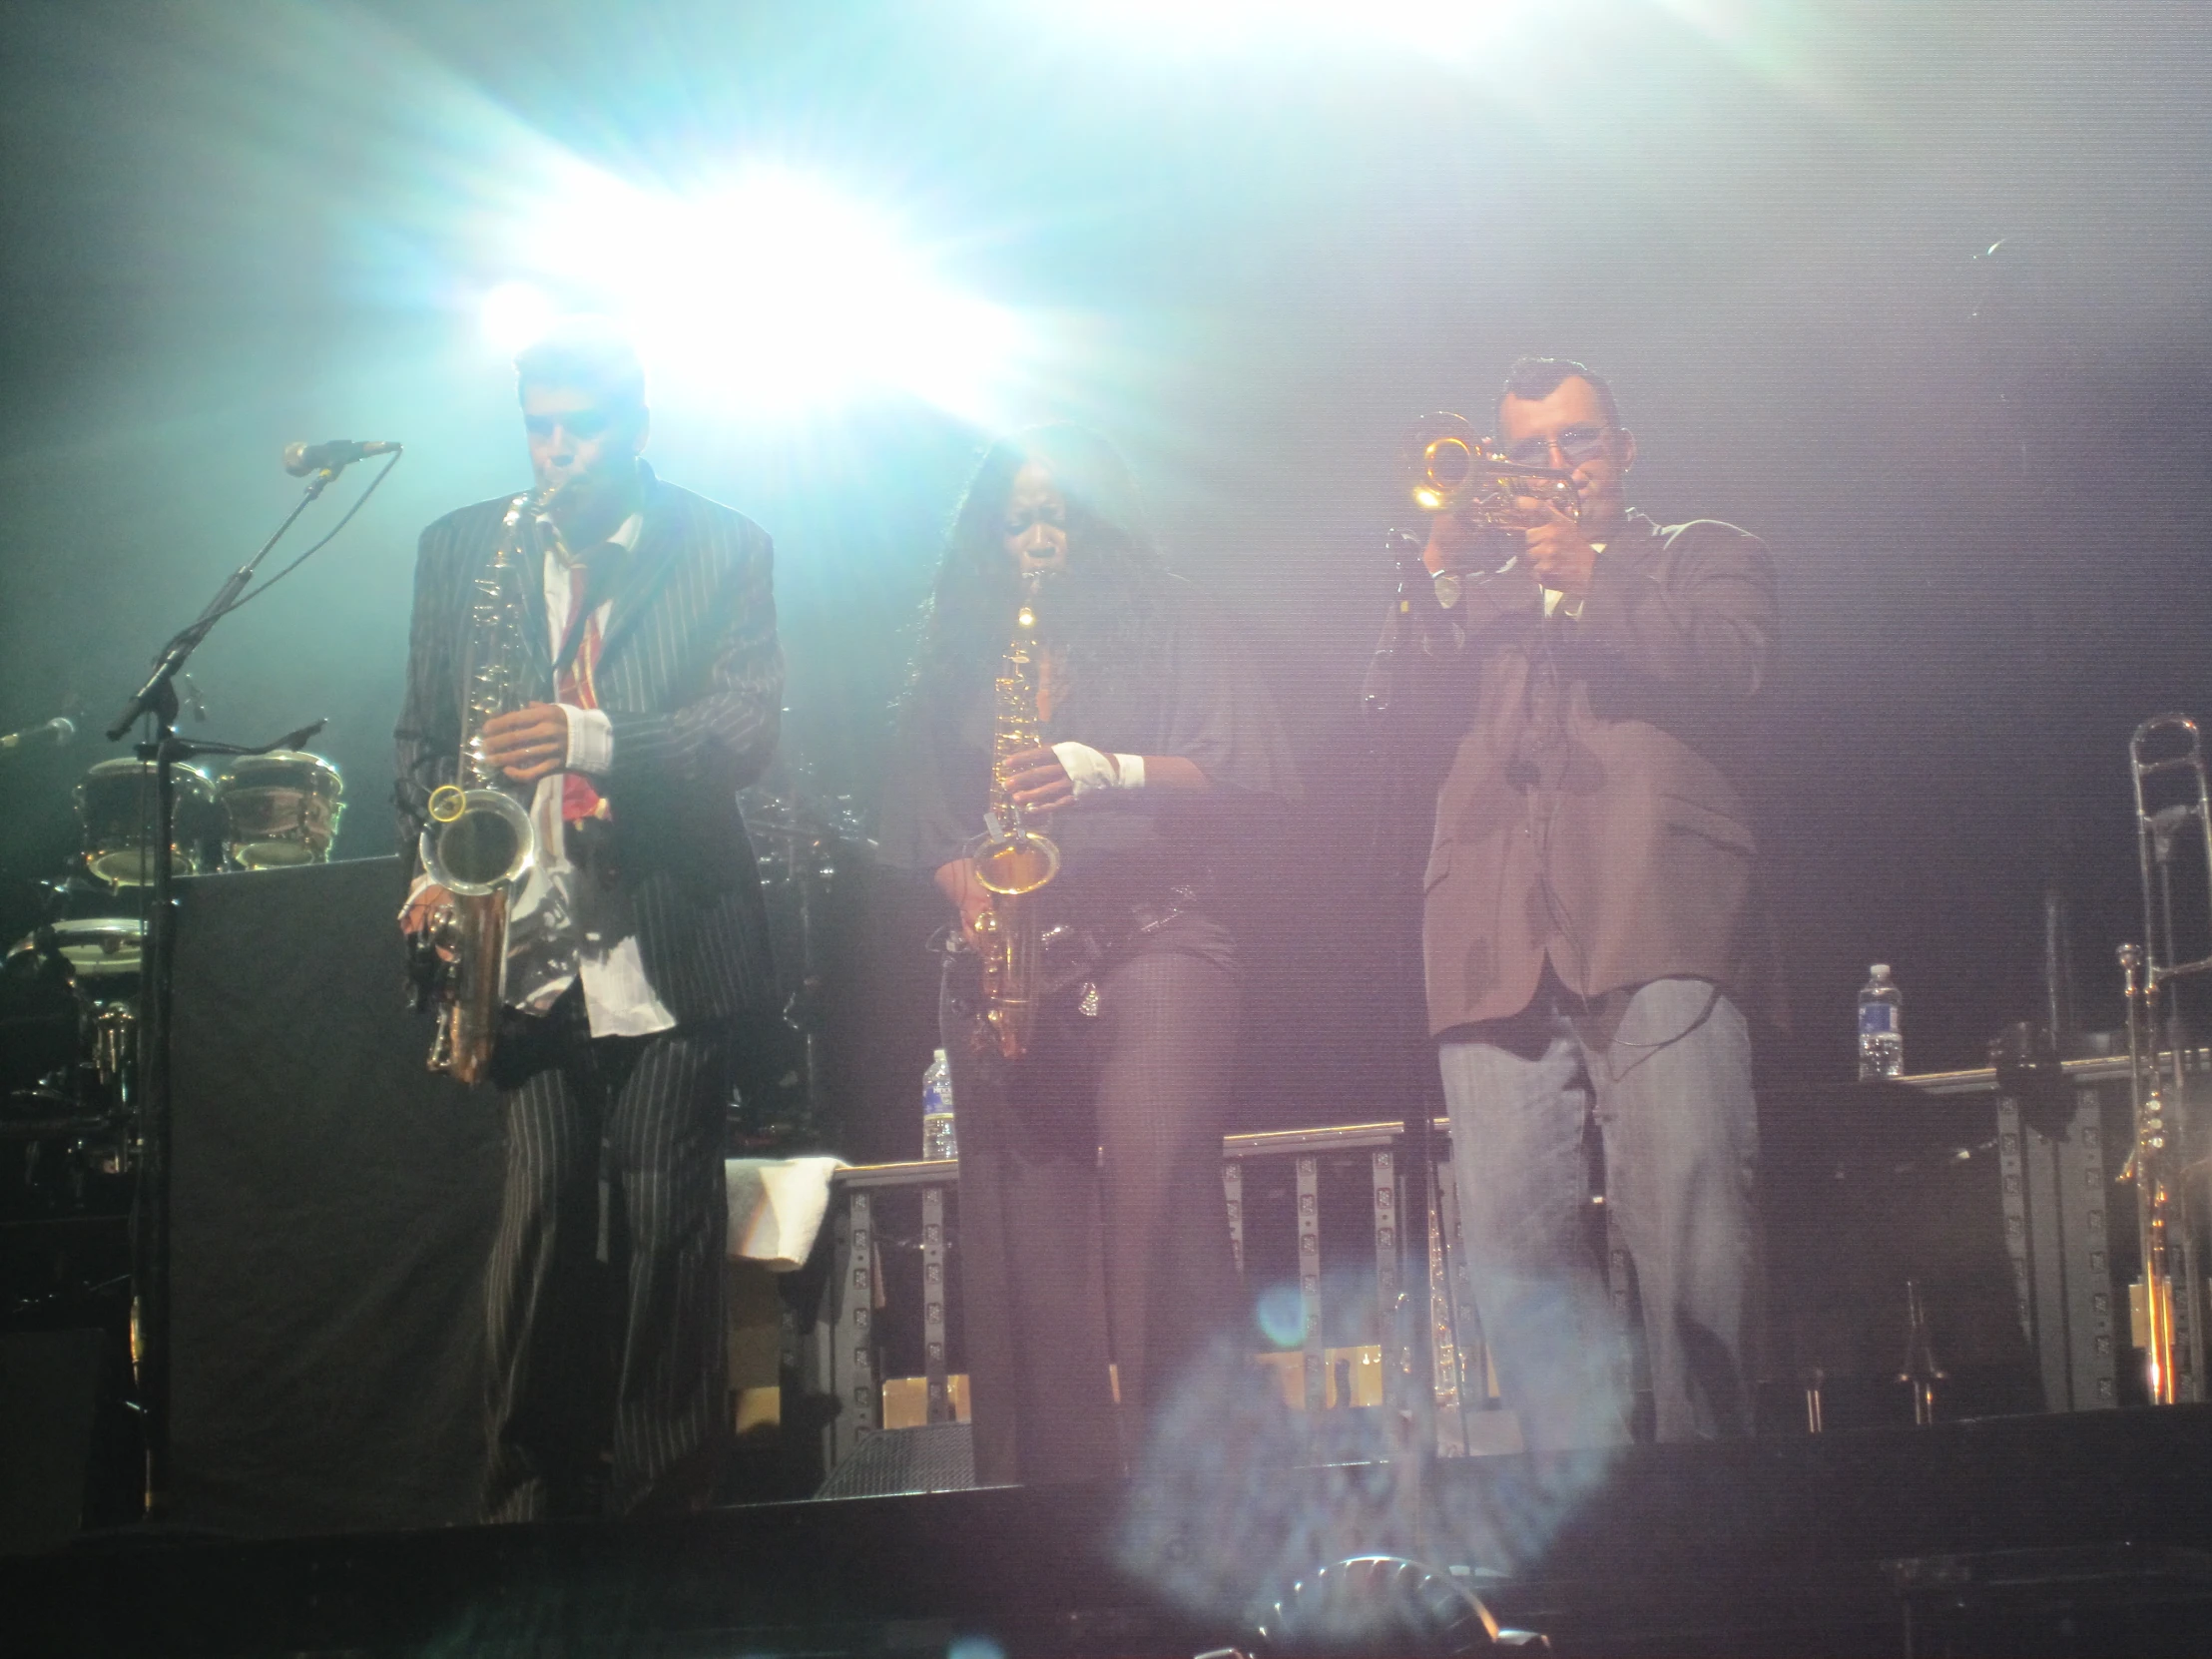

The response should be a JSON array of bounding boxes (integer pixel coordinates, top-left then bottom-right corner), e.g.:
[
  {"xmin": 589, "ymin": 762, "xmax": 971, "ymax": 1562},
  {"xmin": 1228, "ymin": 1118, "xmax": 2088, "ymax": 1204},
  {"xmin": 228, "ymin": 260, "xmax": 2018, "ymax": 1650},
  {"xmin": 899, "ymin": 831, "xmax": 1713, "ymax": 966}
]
[
  {"xmin": 1365, "ymin": 528, "xmax": 1441, "ymax": 1554},
  {"xmin": 102, "ymin": 466, "xmax": 343, "ymax": 1521}
]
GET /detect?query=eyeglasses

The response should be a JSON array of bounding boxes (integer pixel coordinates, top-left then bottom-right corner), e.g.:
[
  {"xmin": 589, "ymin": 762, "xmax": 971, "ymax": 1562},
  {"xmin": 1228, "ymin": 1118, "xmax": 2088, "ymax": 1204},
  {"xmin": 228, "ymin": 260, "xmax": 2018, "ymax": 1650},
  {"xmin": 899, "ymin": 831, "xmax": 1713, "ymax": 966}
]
[{"xmin": 1501, "ymin": 424, "xmax": 1612, "ymax": 469}]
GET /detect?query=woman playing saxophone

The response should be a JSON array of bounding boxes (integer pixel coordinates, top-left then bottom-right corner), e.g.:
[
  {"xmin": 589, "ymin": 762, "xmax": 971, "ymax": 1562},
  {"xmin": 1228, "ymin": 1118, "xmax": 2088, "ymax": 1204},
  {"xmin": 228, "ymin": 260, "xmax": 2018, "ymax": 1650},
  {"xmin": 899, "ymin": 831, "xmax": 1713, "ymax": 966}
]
[{"xmin": 879, "ymin": 423, "xmax": 1298, "ymax": 1485}]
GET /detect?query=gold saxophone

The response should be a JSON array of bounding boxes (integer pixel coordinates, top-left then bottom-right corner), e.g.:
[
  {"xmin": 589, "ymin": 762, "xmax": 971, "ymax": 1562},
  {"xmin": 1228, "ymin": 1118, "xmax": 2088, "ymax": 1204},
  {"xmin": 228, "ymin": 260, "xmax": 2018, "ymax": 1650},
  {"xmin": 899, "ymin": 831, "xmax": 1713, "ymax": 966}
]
[
  {"xmin": 417, "ymin": 489, "xmax": 545, "ymax": 1083},
  {"xmin": 967, "ymin": 569, "xmax": 1062, "ymax": 1061}
]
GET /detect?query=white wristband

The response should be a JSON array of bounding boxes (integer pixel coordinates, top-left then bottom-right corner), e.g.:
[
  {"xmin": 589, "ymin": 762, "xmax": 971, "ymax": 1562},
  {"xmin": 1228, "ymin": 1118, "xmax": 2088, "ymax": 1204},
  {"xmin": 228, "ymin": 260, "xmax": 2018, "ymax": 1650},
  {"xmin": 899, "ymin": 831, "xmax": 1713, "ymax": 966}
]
[
  {"xmin": 1052, "ymin": 741, "xmax": 1146, "ymax": 798},
  {"xmin": 561, "ymin": 704, "xmax": 613, "ymax": 774}
]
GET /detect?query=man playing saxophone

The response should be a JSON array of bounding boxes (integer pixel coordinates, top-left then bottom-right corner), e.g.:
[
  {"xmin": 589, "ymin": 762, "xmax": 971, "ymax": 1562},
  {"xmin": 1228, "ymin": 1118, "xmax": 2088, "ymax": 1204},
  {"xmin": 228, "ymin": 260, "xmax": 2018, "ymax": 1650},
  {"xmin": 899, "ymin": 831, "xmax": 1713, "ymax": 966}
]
[
  {"xmin": 1384, "ymin": 357, "xmax": 1779, "ymax": 1448},
  {"xmin": 395, "ymin": 321, "xmax": 782, "ymax": 1520}
]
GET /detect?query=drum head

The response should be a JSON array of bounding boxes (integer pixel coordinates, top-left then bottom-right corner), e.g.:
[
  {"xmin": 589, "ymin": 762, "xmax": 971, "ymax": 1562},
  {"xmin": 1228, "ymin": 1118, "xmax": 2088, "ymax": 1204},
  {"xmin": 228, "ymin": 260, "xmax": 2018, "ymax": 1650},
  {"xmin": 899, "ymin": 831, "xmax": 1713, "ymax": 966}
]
[{"xmin": 9, "ymin": 918, "xmax": 145, "ymax": 983}]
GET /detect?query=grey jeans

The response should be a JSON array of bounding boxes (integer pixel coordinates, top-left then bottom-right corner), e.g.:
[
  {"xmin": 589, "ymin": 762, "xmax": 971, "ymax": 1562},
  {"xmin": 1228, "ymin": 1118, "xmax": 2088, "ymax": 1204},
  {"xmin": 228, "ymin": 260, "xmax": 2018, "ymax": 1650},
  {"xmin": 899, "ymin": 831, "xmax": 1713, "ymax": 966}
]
[{"xmin": 1437, "ymin": 975, "xmax": 1758, "ymax": 1446}]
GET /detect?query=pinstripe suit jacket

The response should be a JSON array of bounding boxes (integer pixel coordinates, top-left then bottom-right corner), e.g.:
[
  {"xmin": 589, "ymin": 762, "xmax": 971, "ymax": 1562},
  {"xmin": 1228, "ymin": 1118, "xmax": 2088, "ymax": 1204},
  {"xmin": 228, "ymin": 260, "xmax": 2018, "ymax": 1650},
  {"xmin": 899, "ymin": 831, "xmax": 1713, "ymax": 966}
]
[{"xmin": 394, "ymin": 464, "xmax": 783, "ymax": 1026}]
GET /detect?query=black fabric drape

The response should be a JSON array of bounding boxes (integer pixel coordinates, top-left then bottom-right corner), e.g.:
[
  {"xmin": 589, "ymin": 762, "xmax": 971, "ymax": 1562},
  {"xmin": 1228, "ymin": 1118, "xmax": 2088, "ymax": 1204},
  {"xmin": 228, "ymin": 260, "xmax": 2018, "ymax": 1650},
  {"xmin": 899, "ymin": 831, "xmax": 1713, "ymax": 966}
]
[{"xmin": 171, "ymin": 855, "xmax": 499, "ymax": 1535}]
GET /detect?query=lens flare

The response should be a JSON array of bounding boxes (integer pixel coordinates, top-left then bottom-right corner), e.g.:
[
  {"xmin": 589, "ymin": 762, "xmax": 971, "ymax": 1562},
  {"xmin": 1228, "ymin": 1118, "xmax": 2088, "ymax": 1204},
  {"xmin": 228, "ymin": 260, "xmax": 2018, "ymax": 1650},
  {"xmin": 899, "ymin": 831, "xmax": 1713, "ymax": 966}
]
[
  {"xmin": 479, "ymin": 280, "xmax": 558, "ymax": 355},
  {"xmin": 1044, "ymin": 0, "xmax": 1521, "ymax": 61},
  {"xmin": 1256, "ymin": 1281, "xmax": 1308, "ymax": 1348},
  {"xmin": 487, "ymin": 166, "xmax": 1028, "ymax": 419}
]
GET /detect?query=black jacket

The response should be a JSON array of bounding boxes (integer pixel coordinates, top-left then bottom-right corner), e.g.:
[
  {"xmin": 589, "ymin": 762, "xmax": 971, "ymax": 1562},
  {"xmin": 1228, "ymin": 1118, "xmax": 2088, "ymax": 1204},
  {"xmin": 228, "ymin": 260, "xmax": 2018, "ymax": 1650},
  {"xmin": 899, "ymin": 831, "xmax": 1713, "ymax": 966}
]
[{"xmin": 393, "ymin": 465, "xmax": 784, "ymax": 1024}]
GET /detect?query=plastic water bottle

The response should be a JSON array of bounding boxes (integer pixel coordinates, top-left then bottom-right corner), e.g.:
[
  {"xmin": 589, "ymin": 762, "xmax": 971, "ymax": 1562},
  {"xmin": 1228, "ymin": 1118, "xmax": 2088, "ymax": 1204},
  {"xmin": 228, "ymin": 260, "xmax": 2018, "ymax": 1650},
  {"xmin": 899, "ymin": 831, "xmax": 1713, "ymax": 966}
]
[
  {"xmin": 920, "ymin": 1048, "xmax": 957, "ymax": 1161},
  {"xmin": 1858, "ymin": 964, "xmax": 1904, "ymax": 1079}
]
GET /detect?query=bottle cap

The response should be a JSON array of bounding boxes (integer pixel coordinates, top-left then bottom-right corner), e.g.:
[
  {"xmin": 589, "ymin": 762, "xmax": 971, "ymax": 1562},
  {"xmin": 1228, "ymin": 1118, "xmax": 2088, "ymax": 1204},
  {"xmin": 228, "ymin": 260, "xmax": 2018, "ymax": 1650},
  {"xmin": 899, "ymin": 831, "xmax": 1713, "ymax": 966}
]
[{"xmin": 1871, "ymin": 963, "xmax": 1892, "ymax": 977}]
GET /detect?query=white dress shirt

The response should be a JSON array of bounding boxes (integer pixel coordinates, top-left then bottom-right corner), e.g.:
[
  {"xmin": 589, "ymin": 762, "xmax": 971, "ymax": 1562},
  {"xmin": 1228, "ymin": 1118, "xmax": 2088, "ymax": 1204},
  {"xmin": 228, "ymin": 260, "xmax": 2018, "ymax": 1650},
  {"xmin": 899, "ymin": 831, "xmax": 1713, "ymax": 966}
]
[
  {"xmin": 513, "ymin": 509, "xmax": 677, "ymax": 1037},
  {"xmin": 1432, "ymin": 542, "xmax": 1605, "ymax": 619}
]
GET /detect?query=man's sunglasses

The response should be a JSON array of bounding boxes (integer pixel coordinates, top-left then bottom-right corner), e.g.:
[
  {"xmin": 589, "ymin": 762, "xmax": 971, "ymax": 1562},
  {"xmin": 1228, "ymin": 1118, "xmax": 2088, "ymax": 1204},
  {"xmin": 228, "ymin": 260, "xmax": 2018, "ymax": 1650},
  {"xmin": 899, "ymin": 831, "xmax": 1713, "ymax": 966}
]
[{"xmin": 1502, "ymin": 424, "xmax": 1612, "ymax": 469}]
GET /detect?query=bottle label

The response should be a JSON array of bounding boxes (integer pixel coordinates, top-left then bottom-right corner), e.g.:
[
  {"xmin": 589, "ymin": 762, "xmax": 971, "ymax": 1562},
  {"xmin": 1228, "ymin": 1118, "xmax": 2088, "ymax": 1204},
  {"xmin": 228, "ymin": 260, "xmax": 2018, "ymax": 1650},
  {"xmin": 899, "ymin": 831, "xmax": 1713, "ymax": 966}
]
[{"xmin": 1859, "ymin": 1002, "xmax": 1899, "ymax": 1036}]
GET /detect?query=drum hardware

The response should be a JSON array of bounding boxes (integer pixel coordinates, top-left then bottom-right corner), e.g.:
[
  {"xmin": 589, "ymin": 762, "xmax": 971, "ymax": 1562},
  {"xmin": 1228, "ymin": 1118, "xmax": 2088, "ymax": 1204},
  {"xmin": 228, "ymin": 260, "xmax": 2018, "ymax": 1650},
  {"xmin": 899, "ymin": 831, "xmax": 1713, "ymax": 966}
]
[
  {"xmin": 736, "ymin": 774, "xmax": 868, "ymax": 1148},
  {"xmin": 1898, "ymin": 1280, "xmax": 1947, "ymax": 1427},
  {"xmin": 218, "ymin": 750, "xmax": 344, "ymax": 868},
  {"xmin": 2120, "ymin": 714, "xmax": 2212, "ymax": 1405},
  {"xmin": 1, "ymin": 915, "xmax": 145, "ymax": 1173},
  {"xmin": 90, "ymin": 1002, "xmax": 137, "ymax": 1088},
  {"xmin": 97, "ymin": 438, "xmax": 392, "ymax": 1521},
  {"xmin": 1, "ymin": 921, "xmax": 137, "ymax": 1105},
  {"xmin": 1, "ymin": 916, "xmax": 142, "ymax": 1212}
]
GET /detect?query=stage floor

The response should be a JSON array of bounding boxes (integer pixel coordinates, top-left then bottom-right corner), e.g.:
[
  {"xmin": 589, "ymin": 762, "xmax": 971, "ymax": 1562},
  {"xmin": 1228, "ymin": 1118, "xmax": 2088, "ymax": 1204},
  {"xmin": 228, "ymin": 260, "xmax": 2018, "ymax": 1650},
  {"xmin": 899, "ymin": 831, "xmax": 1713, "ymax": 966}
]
[{"xmin": 12, "ymin": 1404, "xmax": 2212, "ymax": 1657}]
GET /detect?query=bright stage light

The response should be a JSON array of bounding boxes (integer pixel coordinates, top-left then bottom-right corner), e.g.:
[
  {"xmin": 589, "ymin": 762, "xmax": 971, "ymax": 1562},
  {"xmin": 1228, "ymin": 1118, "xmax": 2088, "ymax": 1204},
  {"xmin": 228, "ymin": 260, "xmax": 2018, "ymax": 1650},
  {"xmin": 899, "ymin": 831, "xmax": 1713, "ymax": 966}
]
[
  {"xmin": 479, "ymin": 280, "xmax": 559, "ymax": 355},
  {"xmin": 486, "ymin": 167, "xmax": 1029, "ymax": 420},
  {"xmin": 1047, "ymin": 0, "xmax": 1522, "ymax": 59}
]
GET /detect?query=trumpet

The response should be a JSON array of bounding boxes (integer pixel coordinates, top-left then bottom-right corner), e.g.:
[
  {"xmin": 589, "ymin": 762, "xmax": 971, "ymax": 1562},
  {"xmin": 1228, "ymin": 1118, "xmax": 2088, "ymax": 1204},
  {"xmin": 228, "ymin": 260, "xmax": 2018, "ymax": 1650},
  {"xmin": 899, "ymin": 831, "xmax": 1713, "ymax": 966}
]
[{"xmin": 1403, "ymin": 411, "xmax": 1579, "ymax": 530}]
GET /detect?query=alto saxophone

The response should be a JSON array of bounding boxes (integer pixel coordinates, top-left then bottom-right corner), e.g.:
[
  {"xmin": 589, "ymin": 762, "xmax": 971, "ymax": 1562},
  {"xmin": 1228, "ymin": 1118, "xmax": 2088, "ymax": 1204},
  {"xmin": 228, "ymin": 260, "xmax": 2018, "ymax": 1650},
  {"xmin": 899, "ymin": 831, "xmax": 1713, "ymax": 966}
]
[
  {"xmin": 417, "ymin": 489, "xmax": 545, "ymax": 1083},
  {"xmin": 967, "ymin": 569, "xmax": 1062, "ymax": 1061}
]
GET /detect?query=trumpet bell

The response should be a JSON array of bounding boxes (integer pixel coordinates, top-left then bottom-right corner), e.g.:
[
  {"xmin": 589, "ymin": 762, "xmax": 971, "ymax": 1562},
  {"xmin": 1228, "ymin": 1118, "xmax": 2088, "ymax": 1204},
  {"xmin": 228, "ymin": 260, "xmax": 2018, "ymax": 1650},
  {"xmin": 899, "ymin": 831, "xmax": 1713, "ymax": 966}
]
[
  {"xmin": 1401, "ymin": 409, "xmax": 1580, "ymax": 525},
  {"xmin": 1408, "ymin": 412, "xmax": 1483, "ymax": 512}
]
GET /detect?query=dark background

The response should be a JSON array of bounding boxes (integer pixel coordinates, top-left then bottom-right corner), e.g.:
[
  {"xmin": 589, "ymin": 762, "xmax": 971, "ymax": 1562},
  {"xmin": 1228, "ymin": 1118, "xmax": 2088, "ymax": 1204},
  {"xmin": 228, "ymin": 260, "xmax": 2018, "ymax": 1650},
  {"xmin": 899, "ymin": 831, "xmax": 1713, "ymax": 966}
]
[{"xmin": 3, "ymin": 0, "xmax": 2208, "ymax": 1160}]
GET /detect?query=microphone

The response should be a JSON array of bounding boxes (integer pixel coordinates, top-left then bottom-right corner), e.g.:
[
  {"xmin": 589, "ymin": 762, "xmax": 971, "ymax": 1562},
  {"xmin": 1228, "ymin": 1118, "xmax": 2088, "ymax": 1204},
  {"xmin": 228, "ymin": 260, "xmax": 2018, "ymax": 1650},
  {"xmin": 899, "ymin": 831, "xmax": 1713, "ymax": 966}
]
[
  {"xmin": 0, "ymin": 716, "xmax": 77, "ymax": 752},
  {"xmin": 282, "ymin": 438, "xmax": 402, "ymax": 476}
]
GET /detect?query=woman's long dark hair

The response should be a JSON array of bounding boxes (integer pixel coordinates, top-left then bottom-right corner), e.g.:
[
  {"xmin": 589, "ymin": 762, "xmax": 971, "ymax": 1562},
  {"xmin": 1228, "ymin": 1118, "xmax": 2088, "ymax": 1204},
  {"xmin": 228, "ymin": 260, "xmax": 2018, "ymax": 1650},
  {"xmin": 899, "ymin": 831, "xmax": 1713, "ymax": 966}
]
[{"xmin": 910, "ymin": 423, "xmax": 1167, "ymax": 708}]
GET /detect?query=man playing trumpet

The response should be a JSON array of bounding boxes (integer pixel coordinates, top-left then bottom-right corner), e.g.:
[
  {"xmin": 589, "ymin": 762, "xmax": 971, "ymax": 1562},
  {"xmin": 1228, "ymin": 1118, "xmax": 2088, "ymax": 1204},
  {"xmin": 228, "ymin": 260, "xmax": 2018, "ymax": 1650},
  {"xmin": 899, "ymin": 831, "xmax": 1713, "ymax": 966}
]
[{"xmin": 1392, "ymin": 356, "xmax": 1779, "ymax": 1446}]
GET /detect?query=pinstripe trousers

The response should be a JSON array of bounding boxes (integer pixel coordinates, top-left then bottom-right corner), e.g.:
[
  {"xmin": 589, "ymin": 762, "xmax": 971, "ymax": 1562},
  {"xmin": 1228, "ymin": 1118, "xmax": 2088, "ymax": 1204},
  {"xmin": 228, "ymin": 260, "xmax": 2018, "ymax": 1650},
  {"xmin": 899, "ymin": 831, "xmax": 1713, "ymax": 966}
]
[{"xmin": 482, "ymin": 992, "xmax": 730, "ymax": 1521}]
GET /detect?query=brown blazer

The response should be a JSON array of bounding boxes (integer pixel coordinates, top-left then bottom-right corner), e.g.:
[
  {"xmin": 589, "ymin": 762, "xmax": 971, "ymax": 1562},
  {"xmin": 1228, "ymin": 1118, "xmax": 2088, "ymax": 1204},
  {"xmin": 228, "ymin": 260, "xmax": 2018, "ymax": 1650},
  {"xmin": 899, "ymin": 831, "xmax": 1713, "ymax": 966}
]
[{"xmin": 1403, "ymin": 510, "xmax": 1780, "ymax": 1035}]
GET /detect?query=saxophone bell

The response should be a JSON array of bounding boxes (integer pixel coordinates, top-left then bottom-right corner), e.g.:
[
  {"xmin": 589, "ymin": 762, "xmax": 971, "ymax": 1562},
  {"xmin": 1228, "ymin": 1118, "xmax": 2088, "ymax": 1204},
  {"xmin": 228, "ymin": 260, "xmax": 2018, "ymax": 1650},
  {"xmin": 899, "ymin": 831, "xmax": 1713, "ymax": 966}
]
[
  {"xmin": 971, "ymin": 811, "xmax": 1061, "ymax": 898},
  {"xmin": 421, "ymin": 788, "xmax": 534, "ymax": 896}
]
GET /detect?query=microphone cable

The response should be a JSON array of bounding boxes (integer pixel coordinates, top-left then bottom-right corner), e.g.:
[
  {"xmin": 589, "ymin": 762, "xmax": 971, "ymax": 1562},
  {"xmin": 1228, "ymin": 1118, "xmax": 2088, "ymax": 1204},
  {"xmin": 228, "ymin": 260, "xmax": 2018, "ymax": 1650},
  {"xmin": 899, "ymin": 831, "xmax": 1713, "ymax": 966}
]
[{"xmin": 151, "ymin": 449, "xmax": 405, "ymax": 656}]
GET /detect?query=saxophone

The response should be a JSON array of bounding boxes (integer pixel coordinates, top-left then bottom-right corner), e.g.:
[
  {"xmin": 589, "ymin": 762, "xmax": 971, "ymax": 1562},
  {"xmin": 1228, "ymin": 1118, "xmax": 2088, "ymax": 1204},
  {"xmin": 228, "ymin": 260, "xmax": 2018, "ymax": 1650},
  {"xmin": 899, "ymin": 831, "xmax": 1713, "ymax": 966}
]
[
  {"xmin": 966, "ymin": 569, "xmax": 1062, "ymax": 1061},
  {"xmin": 416, "ymin": 489, "xmax": 544, "ymax": 1083}
]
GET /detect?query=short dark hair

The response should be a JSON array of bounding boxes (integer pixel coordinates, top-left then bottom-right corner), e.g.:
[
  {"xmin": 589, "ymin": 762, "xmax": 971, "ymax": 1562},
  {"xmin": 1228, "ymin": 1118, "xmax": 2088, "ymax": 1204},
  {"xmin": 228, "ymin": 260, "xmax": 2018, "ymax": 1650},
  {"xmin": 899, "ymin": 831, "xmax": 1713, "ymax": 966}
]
[
  {"xmin": 1499, "ymin": 355, "xmax": 1621, "ymax": 429},
  {"xmin": 515, "ymin": 319, "xmax": 647, "ymax": 411}
]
